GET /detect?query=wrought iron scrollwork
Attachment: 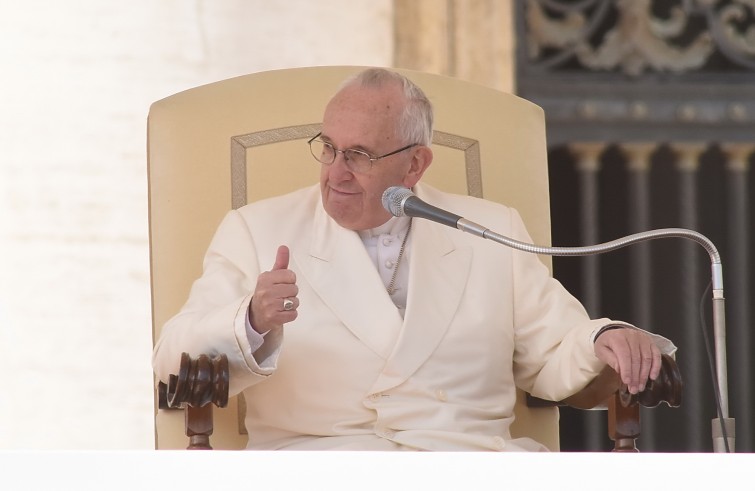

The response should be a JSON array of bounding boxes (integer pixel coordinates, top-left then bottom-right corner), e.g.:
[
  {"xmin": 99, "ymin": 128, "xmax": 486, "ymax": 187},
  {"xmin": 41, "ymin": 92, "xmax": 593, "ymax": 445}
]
[{"xmin": 526, "ymin": 0, "xmax": 755, "ymax": 76}]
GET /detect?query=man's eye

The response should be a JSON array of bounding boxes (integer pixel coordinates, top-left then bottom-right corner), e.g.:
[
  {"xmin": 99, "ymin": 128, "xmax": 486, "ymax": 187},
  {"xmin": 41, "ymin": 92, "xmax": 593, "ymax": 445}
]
[{"xmin": 347, "ymin": 150, "xmax": 369, "ymax": 161}]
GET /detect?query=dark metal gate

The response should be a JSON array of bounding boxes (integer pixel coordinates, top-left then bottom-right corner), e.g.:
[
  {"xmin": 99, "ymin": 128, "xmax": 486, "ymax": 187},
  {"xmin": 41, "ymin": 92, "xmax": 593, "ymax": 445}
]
[{"xmin": 515, "ymin": 0, "xmax": 755, "ymax": 452}]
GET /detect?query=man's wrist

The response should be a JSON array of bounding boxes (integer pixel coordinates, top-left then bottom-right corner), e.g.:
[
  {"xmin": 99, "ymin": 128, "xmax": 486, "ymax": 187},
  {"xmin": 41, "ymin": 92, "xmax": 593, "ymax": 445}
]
[{"xmin": 593, "ymin": 324, "xmax": 626, "ymax": 342}]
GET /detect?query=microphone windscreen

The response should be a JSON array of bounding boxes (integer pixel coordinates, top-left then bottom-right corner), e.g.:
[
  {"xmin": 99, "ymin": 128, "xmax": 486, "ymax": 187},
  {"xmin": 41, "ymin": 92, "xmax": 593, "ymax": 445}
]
[{"xmin": 382, "ymin": 186, "xmax": 414, "ymax": 217}]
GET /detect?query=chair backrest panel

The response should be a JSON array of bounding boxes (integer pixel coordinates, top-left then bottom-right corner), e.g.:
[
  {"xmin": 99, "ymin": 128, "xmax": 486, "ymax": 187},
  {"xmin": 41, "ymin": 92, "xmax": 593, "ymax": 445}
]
[{"xmin": 148, "ymin": 66, "xmax": 558, "ymax": 450}]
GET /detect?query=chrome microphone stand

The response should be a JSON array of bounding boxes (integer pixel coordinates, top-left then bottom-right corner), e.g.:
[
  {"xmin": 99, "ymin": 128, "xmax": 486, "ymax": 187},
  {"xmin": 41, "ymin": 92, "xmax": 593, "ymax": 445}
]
[{"xmin": 456, "ymin": 219, "xmax": 734, "ymax": 453}]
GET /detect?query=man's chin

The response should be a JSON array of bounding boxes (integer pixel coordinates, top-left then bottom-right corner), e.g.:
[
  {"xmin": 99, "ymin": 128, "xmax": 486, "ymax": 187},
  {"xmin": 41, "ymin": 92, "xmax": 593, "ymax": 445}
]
[{"xmin": 324, "ymin": 204, "xmax": 360, "ymax": 230}]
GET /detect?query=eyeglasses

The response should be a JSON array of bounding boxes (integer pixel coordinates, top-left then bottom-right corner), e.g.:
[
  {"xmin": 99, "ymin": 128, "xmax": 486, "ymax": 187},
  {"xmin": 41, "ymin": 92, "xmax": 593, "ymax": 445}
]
[{"xmin": 307, "ymin": 132, "xmax": 418, "ymax": 174}]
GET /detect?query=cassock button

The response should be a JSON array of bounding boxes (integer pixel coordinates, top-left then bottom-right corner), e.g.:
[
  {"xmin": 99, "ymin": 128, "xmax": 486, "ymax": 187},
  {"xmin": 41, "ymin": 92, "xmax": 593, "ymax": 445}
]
[
  {"xmin": 382, "ymin": 237, "xmax": 392, "ymax": 246},
  {"xmin": 384, "ymin": 260, "xmax": 394, "ymax": 269},
  {"xmin": 435, "ymin": 389, "xmax": 448, "ymax": 402}
]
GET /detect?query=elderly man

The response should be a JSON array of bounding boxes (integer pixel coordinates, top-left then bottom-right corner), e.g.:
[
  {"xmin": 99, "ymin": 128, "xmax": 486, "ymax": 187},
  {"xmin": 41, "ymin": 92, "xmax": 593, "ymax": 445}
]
[{"xmin": 152, "ymin": 68, "xmax": 673, "ymax": 451}]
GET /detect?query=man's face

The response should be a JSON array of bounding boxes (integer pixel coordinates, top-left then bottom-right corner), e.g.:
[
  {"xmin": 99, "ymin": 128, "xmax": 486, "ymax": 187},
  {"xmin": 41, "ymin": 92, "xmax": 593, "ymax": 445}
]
[{"xmin": 319, "ymin": 83, "xmax": 427, "ymax": 231}]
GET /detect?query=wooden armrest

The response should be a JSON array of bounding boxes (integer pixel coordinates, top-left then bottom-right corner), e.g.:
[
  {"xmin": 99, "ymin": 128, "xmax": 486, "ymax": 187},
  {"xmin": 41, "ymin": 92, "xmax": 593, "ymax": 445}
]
[
  {"xmin": 565, "ymin": 353, "xmax": 682, "ymax": 409},
  {"xmin": 162, "ymin": 352, "xmax": 681, "ymax": 451},
  {"xmin": 158, "ymin": 352, "xmax": 230, "ymax": 450},
  {"xmin": 527, "ymin": 353, "xmax": 682, "ymax": 451}
]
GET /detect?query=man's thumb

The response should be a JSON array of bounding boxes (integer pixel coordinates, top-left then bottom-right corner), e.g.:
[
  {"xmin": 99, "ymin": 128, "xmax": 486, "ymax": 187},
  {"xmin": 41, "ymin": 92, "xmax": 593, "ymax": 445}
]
[{"xmin": 271, "ymin": 245, "xmax": 290, "ymax": 271}]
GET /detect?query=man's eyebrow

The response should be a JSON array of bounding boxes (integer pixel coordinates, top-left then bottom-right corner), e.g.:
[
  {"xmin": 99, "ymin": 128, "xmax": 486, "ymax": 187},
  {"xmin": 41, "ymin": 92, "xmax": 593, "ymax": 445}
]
[{"xmin": 319, "ymin": 134, "xmax": 373, "ymax": 153}]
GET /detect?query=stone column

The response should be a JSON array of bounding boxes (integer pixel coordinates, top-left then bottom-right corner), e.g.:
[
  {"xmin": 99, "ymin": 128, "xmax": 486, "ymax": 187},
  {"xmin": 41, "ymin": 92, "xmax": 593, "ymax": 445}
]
[
  {"xmin": 721, "ymin": 143, "xmax": 754, "ymax": 451},
  {"xmin": 394, "ymin": 0, "xmax": 515, "ymax": 92},
  {"xmin": 569, "ymin": 142, "xmax": 605, "ymax": 317},
  {"xmin": 620, "ymin": 142, "xmax": 658, "ymax": 450},
  {"xmin": 568, "ymin": 141, "xmax": 606, "ymax": 451},
  {"xmin": 670, "ymin": 142, "xmax": 708, "ymax": 450}
]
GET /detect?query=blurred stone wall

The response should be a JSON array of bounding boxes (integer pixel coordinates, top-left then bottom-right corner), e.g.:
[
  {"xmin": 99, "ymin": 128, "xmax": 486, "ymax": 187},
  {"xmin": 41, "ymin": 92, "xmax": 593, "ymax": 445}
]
[
  {"xmin": 394, "ymin": 0, "xmax": 515, "ymax": 93},
  {"xmin": 0, "ymin": 0, "xmax": 392, "ymax": 449}
]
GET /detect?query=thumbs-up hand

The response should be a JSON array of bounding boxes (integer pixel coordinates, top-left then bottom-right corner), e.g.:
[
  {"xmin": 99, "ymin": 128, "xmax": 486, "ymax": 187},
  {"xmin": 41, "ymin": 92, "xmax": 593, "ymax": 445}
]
[{"xmin": 249, "ymin": 245, "xmax": 299, "ymax": 334}]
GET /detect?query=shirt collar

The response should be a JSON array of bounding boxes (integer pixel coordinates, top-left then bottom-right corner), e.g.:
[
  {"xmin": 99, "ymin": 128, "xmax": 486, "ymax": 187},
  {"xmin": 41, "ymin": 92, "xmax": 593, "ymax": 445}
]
[{"xmin": 358, "ymin": 215, "xmax": 411, "ymax": 240}]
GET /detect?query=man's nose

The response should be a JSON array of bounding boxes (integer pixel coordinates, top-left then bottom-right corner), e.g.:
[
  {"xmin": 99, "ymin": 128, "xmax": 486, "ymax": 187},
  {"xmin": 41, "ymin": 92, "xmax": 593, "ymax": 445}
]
[{"xmin": 330, "ymin": 150, "xmax": 353, "ymax": 175}]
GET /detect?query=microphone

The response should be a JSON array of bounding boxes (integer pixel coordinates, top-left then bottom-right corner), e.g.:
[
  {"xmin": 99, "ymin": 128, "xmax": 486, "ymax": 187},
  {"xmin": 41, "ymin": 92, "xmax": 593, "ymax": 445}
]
[
  {"xmin": 382, "ymin": 185, "xmax": 544, "ymax": 242},
  {"xmin": 382, "ymin": 186, "xmax": 463, "ymax": 228},
  {"xmin": 382, "ymin": 185, "xmax": 732, "ymax": 452}
]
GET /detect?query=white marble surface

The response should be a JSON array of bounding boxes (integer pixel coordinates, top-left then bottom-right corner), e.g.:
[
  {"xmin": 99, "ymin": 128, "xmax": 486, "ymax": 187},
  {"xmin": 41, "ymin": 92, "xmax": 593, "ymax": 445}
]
[{"xmin": 1, "ymin": 450, "xmax": 751, "ymax": 490}]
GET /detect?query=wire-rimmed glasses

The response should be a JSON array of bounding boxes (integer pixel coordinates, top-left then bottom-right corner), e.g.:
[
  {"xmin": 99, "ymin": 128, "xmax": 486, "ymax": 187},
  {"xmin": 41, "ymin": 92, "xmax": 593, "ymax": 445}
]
[{"xmin": 307, "ymin": 132, "xmax": 418, "ymax": 174}]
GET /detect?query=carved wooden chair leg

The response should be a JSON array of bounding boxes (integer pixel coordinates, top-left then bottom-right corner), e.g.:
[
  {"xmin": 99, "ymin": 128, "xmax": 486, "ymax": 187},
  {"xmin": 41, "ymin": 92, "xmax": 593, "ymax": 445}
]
[
  {"xmin": 158, "ymin": 352, "xmax": 230, "ymax": 450},
  {"xmin": 608, "ymin": 354, "xmax": 683, "ymax": 452},
  {"xmin": 186, "ymin": 404, "xmax": 215, "ymax": 450},
  {"xmin": 608, "ymin": 393, "xmax": 641, "ymax": 452}
]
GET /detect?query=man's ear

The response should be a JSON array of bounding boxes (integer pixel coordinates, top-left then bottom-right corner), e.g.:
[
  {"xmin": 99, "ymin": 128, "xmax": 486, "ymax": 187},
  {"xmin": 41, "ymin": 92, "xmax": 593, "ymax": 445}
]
[{"xmin": 402, "ymin": 146, "xmax": 433, "ymax": 188}]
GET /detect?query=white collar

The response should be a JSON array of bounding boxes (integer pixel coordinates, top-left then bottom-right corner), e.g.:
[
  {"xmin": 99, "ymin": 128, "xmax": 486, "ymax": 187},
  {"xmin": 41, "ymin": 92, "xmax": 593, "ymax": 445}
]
[{"xmin": 357, "ymin": 215, "xmax": 411, "ymax": 240}]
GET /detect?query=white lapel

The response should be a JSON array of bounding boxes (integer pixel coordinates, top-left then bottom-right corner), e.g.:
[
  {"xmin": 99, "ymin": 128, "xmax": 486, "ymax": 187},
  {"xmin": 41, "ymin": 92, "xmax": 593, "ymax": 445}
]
[
  {"xmin": 294, "ymin": 201, "xmax": 404, "ymax": 359},
  {"xmin": 369, "ymin": 185, "xmax": 472, "ymax": 394}
]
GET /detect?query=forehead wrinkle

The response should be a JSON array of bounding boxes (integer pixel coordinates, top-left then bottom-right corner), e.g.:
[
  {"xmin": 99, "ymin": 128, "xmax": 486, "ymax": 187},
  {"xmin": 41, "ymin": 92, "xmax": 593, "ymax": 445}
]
[{"xmin": 322, "ymin": 85, "xmax": 406, "ymax": 153}]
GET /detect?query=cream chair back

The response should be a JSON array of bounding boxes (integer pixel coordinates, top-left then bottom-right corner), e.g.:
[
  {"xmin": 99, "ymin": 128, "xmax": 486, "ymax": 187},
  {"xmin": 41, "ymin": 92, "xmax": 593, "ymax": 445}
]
[{"xmin": 148, "ymin": 66, "xmax": 558, "ymax": 450}]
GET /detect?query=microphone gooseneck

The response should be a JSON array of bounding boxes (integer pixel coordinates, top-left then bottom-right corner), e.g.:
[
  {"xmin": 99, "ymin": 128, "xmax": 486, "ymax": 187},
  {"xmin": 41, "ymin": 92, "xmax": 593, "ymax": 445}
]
[{"xmin": 382, "ymin": 185, "xmax": 733, "ymax": 452}]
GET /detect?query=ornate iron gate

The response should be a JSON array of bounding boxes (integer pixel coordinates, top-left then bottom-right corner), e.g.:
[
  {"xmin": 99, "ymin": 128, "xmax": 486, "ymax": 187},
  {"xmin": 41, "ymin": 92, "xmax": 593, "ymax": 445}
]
[{"xmin": 515, "ymin": 0, "xmax": 755, "ymax": 452}]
